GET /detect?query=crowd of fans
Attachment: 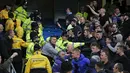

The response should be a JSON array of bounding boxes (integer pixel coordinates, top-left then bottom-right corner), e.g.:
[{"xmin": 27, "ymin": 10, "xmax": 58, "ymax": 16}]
[{"xmin": 0, "ymin": 0, "xmax": 130, "ymax": 73}]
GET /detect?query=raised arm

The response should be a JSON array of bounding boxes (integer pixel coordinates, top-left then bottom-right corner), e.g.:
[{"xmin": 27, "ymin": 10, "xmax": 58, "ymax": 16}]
[{"xmin": 87, "ymin": 5, "xmax": 99, "ymax": 16}]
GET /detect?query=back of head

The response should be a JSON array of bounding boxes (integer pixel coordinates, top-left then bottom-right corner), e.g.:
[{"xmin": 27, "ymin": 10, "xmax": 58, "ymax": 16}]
[
  {"xmin": 30, "ymin": 31, "xmax": 39, "ymax": 43},
  {"xmin": 96, "ymin": 61, "xmax": 104, "ymax": 69},
  {"xmin": 8, "ymin": 12, "xmax": 14, "ymax": 18},
  {"xmin": 115, "ymin": 63, "xmax": 123, "ymax": 72},
  {"xmin": 117, "ymin": 45, "xmax": 125, "ymax": 52},
  {"xmin": 61, "ymin": 61, "xmax": 73, "ymax": 73},
  {"xmin": 31, "ymin": 22, "xmax": 38, "ymax": 30},
  {"xmin": 34, "ymin": 44, "xmax": 41, "ymax": 52},
  {"xmin": 91, "ymin": 42, "xmax": 101, "ymax": 49}
]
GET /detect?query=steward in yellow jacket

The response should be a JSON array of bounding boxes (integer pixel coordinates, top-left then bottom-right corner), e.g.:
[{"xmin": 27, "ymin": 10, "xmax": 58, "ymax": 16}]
[
  {"xmin": 12, "ymin": 31, "xmax": 29, "ymax": 73},
  {"xmin": 0, "ymin": 5, "xmax": 11, "ymax": 19},
  {"xmin": 25, "ymin": 44, "xmax": 52, "ymax": 73},
  {"xmin": 5, "ymin": 12, "xmax": 15, "ymax": 31},
  {"xmin": 15, "ymin": 19, "xmax": 24, "ymax": 39}
]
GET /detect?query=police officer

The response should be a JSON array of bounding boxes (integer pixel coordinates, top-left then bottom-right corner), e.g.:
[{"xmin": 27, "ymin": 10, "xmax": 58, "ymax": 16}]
[{"xmin": 56, "ymin": 31, "xmax": 85, "ymax": 52}]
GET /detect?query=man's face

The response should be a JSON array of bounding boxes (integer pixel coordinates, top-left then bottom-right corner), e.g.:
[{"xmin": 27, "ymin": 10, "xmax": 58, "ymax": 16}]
[
  {"xmin": 116, "ymin": 47, "xmax": 122, "ymax": 54},
  {"xmin": 115, "ymin": 8, "xmax": 120, "ymax": 14},
  {"xmin": 95, "ymin": 26, "xmax": 102, "ymax": 32},
  {"xmin": 113, "ymin": 63, "xmax": 118, "ymax": 73},
  {"xmin": 91, "ymin": 46, "xmax": 98, "ymax": 53},
  {"xmin": 50, "ymin": 37, "xmax": 57, "ymax": 45},
  {"xmin": 100, "ymin": 52, "xmax": 107, "ymax": 62},
  {"xmin": 67, "ymin": 44, "xmax": 73, "ymax": 53},
  {"xmin": 84, "ymin": 30, "xmax": 89, "ymax": 36},
  {"xmin": 96, "ymin": 32, "xmax": 102, "ymax": 39},
  {"xmin": 93, "ymin": 1, "xmax": 97, "ymax": 7},
  {"xmin": 72, "ymin": 51, "xmax": 78, "ymax": 59},
  {"xmin": 112, "ymin": 24, "xmax": 117, "ymax": 32},
  {"xmin": 59, "ymin": 51, "xmax": 65, "ymax": 58},
  {"xmin": 66, "ymin": 8, "xmax": 70, "ymax": 13},
  {"xmin": 99, "ymin": 8, "xmax": 105, "ymax": 14},
  {"xmin": 62, "ymin": 36, "xmax": 68, "ymax": 41},
  {"xmin": 80, "ymin": 17, "xmax": 85, "ymax": 23},
  {"xmin": 10, "ymin": 30, "xmax": 15, "ymax": 38}
]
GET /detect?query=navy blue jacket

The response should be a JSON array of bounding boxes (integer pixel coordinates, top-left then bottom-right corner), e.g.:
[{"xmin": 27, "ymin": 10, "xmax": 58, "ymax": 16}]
[{"xmin": 72, "ymin": 54, "xmax": 90, "ymax": 73}]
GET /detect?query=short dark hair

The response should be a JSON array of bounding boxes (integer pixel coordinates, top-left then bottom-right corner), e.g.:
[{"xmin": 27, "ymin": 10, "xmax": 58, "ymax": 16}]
[
  {"xmin": 116, "ymin": 63, "xmax": 123, "ymax": 72},
  {"xmin": 96, "ymin": 61, "xmax": 104, "ymax": 69},
  {"xmin": 117, "ymin": 45, "xmax": 125, "ymax": 52},
  {"xmin": 34, "ymin": 44, "xmax": 41, "ymax": 51},
  {"xmin": 8, "ymin": 12, "xmax": 14, "ymax": 18},
  {"xmin": 61, "ymin": 31, "xmax": 68, "ymax": 37},
  {"xmin": 61, "ymin": 61, "xmax": 73, "ymax": 73},
  {"xmin": 101, "ymin": 49, "xmax": 110, "ymax": 59},
  {"xmin": 90, "ymin": 42, "xmax": 100, "ymax": 49},
  {"xmin": 50, "ymin": 36, "xmax": 57, "ymax": 41}
]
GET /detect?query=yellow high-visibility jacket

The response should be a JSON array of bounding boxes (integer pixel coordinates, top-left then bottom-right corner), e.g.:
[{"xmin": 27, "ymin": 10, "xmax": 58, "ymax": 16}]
[
  {"xmin": 25, "ymin": 51, "xmax": 52, "ymax": 73},
  {"xmin": 12, "ymin": 36, "xmax": 29, "ymax": 49},
  {"xmin": 26, "ymin": 42, "xmax": 35, "ymax": 59},
  {"xmin": 5, "ymin": 18, "xmax": 14, "ymax": 31},
  {"xmin": 26, "ymin": 29, "xmax": 45, "ymax": 46},
  {"xmin": 14, "ymin": 6, "xmax": 27, "ymax": 22},
  {"xmin": 22, "ymin": 18, "xmax": 32, "ymax": 31},
  {"xmin": 76, "ymin": 12, "xmax": 88, "ymax": 19},
  {"xmin": 15, "ymin": 19, "xmax": 24, "ymax": 39},
  {"xmin": 56, "ymin": 37, "xmax": 85, "ymax": 51},
  {"xmin": 0, "ymin": 9, "xmax": 9, "ymax": 19}
]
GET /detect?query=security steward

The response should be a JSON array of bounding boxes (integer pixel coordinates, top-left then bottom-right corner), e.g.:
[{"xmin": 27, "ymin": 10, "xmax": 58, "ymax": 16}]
[{"xmin": 25, "ymin": 44, "xmax": 52, "ymax": 73}]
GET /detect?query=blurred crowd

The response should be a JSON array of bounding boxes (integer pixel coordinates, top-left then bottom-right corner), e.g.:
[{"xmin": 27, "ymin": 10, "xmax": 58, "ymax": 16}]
[{"xmin": 0, "ymin": 0, "xmax": 130, "ymax": 73}]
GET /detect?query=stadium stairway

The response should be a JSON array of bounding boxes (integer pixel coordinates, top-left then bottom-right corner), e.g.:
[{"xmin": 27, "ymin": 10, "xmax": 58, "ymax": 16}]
[{"xmin": 43, "ymin": 21, "xmax": 62, "ymax": 40}]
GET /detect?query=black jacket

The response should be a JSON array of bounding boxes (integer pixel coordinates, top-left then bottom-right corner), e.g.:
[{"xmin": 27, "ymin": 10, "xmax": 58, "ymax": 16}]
[{"xmin": 114, "ymin": 54, "xmax": 130, "ymax": 73}]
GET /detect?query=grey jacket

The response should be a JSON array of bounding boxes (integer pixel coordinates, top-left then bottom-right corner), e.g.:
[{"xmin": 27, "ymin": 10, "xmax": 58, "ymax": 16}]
[{"xmin": 42, "ymin": 42, "xmax": 58, "ymax": 58}]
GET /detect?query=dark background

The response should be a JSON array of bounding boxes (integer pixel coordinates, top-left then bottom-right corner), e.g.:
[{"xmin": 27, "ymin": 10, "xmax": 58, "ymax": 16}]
[
  {"xmin": 0, "ymin": 0, "xmax": 92, "ymax": 22},
  {"xmin": 0, "ymin": 0, "xmax": 129, "ymax": 22}
]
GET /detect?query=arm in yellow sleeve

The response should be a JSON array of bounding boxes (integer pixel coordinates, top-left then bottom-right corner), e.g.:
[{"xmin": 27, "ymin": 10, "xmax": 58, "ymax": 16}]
[
  {"xmin": 25, "ymin": 59, "xmax": 31, "ymax": 73},
  {"xmin": 20, "ymin": 39, "xmax": 29, "ymax": 47},
  {"xmin": 17, "ymin": 27, "xmax": 24, "ymax": 39},
  {"xmin": 68, "ymin": 42, "xmax": 85, "ymax": 48},
  {"xmin": 46, "ymin": 58, "xmax": 52, "ymax": 73}
]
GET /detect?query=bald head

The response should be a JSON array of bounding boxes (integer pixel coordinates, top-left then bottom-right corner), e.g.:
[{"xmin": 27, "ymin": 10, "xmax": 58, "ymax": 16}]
[
  {"xmin": 67, "ymin": 44, "xmax": 73, "ymax": 53},
  {"xmin": 99, "ymin": 8, "xmax": 106, "ymax": 14}
]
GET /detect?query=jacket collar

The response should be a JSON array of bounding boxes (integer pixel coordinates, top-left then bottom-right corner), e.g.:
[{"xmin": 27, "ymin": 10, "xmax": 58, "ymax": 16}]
[{"xmin": 34, "ymin": 51, "xmax": 42, "ymax": 55}]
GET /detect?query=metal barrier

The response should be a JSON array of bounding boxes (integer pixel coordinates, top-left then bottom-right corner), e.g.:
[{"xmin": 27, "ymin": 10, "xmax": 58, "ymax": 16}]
[{"xmin": 8, "ymin": 63, "xmax": 17, "ymax": 73}]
